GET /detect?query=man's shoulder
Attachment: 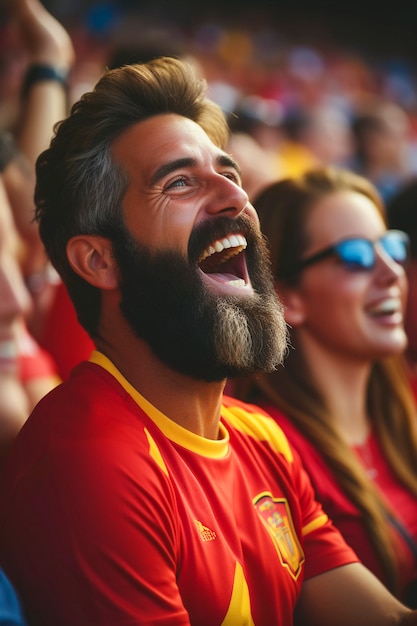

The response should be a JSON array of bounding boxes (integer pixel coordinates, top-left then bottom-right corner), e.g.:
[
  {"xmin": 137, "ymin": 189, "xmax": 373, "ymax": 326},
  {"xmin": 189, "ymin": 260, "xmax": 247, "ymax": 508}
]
[
  {"xmin": 221, "ymin": 394, "xmax": 294, "ymax": 464},
  {"xmin": 38, "ymin": 360, "xmax": 127, "ymax": 409},
  {"xmin": 17, "ymin": 360, "xmax": 146, "ymax": 453},
  {"xmin": 0, "ymin": 361, "xmax": 152, "ymax": 500},
  {"xmin": 221, "ymin": 394, "xmax": 275, "ymax": 418}
]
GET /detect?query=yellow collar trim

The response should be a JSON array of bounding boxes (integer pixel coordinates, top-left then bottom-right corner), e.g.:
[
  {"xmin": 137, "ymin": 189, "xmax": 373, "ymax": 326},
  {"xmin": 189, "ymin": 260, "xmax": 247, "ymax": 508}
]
[{"xmin": 89, "ymin": 350, "xmax": 229, "ymax": 458}]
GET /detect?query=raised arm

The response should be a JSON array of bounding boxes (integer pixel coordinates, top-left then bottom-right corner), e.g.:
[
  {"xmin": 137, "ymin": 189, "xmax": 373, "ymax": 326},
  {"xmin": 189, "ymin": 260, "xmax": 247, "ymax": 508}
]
[
  {"xmin": 2, "ymin": 0, "xmax": 74, "ymax": 276},
  {"xmin": 14, "ymin": 0, "xmax": 75, "ymax": 165}
]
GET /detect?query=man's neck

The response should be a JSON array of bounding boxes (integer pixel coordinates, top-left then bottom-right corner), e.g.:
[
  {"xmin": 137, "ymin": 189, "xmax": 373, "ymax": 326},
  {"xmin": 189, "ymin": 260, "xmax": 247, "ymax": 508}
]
[{"xmin": 95, "ymin": 335, "xmax": 227, "ymax": 440}]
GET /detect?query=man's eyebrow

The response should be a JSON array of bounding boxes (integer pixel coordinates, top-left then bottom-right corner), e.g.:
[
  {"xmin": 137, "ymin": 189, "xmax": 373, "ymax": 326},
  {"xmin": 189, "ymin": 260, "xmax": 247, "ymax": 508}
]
[
  {"xmin": 150, "ymin": 154, "xmax": 242, "ymax": 186},
  {"xmin": 218, "ymin": 153, "xmax": 242, "ymax": 176},
  {"xmin": 150, "ymin": 158, "xmax": 196, "ymax": 186}
]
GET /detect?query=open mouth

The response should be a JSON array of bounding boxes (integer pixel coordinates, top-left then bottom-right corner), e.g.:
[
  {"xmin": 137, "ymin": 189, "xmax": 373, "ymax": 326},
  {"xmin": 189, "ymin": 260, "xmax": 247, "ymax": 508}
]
[
  {"xmin": 366, "ymin": 297, "xmax": 405, "ymax": 328},
  {"xmin": 367, "ymin": 297, "xmax": 401, "ymax": 318},
  {"xmin": 0, "ymin": 338, "xmax": 18, "ymax": 373},
  {"xmin": 198, "ymin": 234, "xmax": 249, "ymax": 288}
]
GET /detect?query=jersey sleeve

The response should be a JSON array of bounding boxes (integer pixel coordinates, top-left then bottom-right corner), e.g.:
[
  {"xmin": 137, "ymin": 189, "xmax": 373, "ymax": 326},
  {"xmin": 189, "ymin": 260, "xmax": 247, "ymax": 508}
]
[
  {"xmin": 290, "ymin": 443, "xmax": 359, "ymax": 579},
  {"xmin": 0, "ymin": 384, "xmax": 191, "ymax": 626}
]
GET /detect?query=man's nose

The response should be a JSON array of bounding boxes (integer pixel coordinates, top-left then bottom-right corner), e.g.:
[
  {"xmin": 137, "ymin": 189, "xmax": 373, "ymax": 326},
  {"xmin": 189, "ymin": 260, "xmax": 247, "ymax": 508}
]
[{"xmin": 205, "ymin": 173, "xmax": 250, "ymax": 218}]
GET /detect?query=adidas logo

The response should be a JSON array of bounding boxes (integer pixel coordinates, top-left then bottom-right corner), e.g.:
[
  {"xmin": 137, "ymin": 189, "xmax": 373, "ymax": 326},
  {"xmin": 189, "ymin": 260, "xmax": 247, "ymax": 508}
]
[{"xmin": 194, "ymin": 520, "xmax": 217, "ymax": 542}]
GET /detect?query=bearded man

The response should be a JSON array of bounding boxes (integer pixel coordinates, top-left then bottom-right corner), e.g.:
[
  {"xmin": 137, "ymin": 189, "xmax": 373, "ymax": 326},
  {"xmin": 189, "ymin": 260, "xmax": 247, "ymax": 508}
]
[{"xmin": 1, "ymin": 57, "xmax": 417, "ymax": 626}]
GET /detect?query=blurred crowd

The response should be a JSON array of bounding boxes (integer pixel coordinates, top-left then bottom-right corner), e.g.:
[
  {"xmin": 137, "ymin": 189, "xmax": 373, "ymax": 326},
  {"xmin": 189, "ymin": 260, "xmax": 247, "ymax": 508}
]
[{"xmin": 2, "ymin": 2, "xmax": 417, "ymax": 206}]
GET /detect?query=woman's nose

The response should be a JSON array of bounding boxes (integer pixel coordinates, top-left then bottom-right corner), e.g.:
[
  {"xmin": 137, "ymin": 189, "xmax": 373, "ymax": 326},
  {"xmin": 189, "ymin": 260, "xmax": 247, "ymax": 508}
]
[{"xmin": 374, "ymin": 244, "xmax": 406, "ymax": 282}]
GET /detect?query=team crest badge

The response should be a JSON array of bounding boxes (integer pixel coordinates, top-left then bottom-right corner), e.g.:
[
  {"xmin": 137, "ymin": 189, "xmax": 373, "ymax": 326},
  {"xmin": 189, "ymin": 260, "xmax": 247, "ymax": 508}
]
[{"xmin": 254, "ymin": 492, "xmax": 305, "ymax": 580}]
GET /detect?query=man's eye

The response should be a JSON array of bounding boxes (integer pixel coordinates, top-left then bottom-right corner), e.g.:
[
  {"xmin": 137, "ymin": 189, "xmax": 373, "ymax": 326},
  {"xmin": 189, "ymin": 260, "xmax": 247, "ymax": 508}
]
[
  {"xmin": 223, "ymin": 171, "xmax": 241, "ymax": 185},
  {"xmin": 166, "ymin": 177, "xmax": 187, "ymax": 189}
]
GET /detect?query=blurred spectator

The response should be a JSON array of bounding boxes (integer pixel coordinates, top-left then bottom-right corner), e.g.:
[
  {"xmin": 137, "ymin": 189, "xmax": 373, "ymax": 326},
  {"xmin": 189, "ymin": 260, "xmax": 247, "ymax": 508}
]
[
  {"xmin": 277, "ymin": 102, "xmax": 353, "ymax": 175},
  {"xmin": 227, "ymin": 94, "xmax": 285, "ymax": 185},
  {"xmin": 237, "ymin": 166, "xmax": 417, "ymax": 605},
  {"xmin": 227, "ymin": 131, "xmax": 278, "ymax": 200},
  {"xmin": 293, "ymin": 103, "xmax": 353, "ymax": 168},
  {"xmin": 387, "ymin": 177, "xmax": 417, "ymax": 397},
  {"xmin": 0, "ymin": 174, "xmax": 58, "ymax": 466},
  {"xmin": 227, "ymin": 92, "xmax": 353, "ymax": 192},
  {"xmin": 350, "ymin": 100, "xmax": 417, "ymax": 204},
  {"xmin": 0, "ymin": 0, "xmax": 94, "ymax": 380}
]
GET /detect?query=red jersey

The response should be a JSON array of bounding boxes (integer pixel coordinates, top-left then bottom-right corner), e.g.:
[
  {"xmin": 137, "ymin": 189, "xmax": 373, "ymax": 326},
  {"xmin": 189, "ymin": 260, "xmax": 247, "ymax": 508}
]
[
  {"xmin": 0, "ymin": 352, "xmax": 357, "ymax": 626},
  {"xmin": 262, "ymin": 403, "xmax": 417, "ymax": 603}
]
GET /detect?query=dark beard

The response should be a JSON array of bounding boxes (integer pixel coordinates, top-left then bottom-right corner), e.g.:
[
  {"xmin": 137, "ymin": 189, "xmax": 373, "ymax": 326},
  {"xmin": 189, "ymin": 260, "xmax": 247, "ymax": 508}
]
[{"xmin": 112, "ymin": 214, "xmax": 287, "ymax": 381}]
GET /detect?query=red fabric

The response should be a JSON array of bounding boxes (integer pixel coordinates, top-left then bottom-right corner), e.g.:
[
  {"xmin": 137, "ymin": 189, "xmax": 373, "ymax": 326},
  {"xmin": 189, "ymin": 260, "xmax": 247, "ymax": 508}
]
[
  {"xmin": 261, "ymin": 402, "xmax": 417, "ymax": 602},
  {"xmin": 38, "ymin": 282, "xmax": 94, "ymax": 380},
  {"xmin": 0, "ymin": 361, "xmax": 356, "ymax": 626},
  {"xmin": 17, "ymin": 323, "xmax": 59, "ymax": 382}
]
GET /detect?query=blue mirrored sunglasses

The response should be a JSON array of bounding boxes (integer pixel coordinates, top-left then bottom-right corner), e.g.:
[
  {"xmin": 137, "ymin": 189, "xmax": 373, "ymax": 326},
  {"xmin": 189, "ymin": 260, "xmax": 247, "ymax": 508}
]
[{"xmin": 288, "ymin": 229, "xmax": 410, "ymax": 275}]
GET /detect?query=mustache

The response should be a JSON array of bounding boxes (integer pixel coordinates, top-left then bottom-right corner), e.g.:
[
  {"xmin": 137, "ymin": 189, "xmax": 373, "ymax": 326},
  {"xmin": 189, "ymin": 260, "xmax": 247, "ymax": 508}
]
[{"xmin": 188, "ymin": 214, "xmax": 259, "ymax": 265}]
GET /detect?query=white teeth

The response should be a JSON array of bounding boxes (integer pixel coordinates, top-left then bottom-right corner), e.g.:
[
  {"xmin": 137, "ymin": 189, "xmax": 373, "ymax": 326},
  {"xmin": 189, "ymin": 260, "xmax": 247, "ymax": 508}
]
[
  {"xmin": 199, "ymin": 234, "xmax": 247, "ymax": 262},
  {"xmin": 0, "ymin": 340, "xmax": 17, "ymax": 360},
  {"xmin": 229, "ymin": 279, "xmax": 246, "ymax": 287},
  {"xmin": 368, "ymin": 298, "xmax": 400, "ymax": 316}
]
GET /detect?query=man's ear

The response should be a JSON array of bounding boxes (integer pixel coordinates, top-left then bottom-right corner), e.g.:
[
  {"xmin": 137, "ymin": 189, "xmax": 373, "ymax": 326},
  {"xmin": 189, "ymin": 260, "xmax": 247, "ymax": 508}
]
[
  {"xmin": 66, "ymin": 235, "xmax": 119, "ymax": 290},
  {"xmin": 275, "ymin": 281, "xmax": 306, "ymax": 327}
]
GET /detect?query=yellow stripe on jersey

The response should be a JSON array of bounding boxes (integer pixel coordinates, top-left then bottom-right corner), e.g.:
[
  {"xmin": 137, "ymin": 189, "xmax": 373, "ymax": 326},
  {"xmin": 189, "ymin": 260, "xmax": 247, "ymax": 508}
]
[
  {"xmin": 91, "ymin": 351, "xmax": 291, "ymax": 463},
  {"xmin": 144, "ymin": 428, "xmax": 169, "ymax": 477},
  {"xmin": 221, "ymin": 404, "xmax": 294, "ymax": 463},
  {"xmin": 220, "ymin": 561, "xmax": 255, "ymax": 626},
  {"xmin": 90, "ymin": 350, "xmax": 230, "ymax": 458},
  {"xmin": 302, "ymin": 514, "xmax": 330, "ymax": 536}
]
